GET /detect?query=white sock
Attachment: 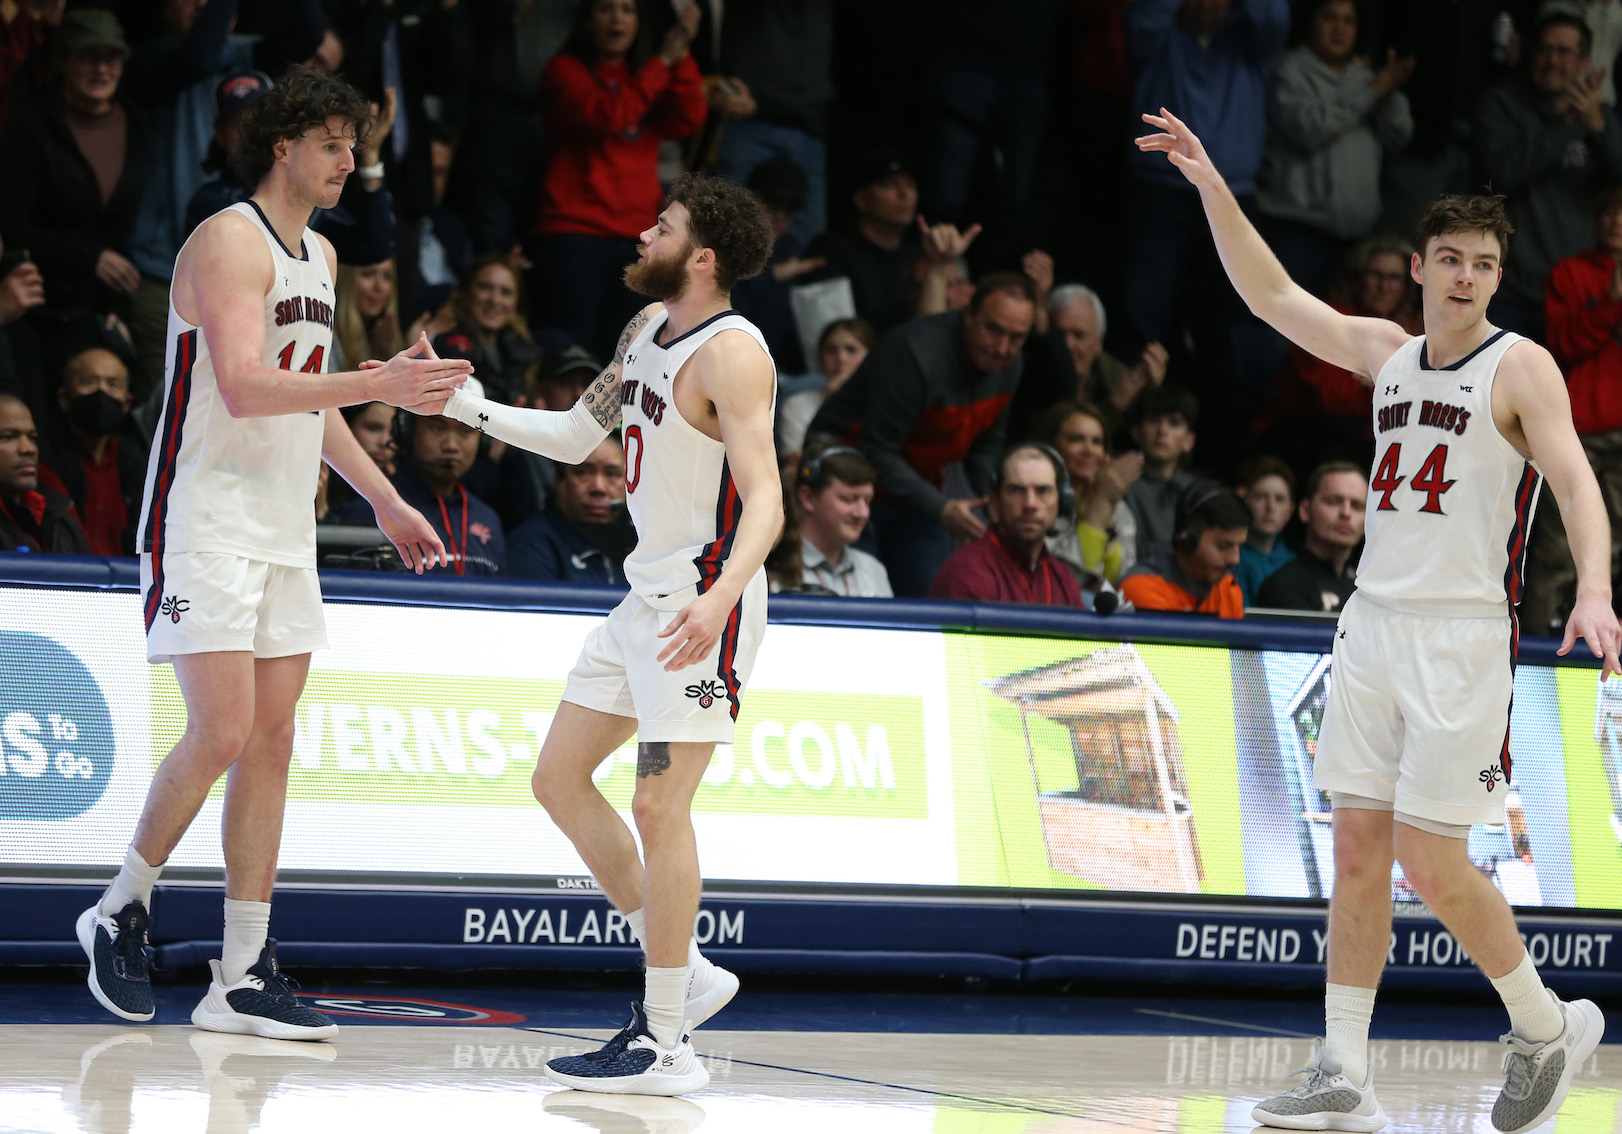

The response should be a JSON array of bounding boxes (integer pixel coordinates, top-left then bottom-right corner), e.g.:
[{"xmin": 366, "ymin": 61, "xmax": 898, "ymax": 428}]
[
  {"xmin": 625, "ymin": 906, "xmax": 647, "ymax": 948},
  {"xmin": 1491, "ymin": 952, "xmax": 1563, "ymax": 1043},
  {"xmin": 220, "ymin": 898, "xmax": 272, "ymax": 985},
  {"xmin": 99, "ymin": 846, "xmax": 163, "ymax": 917},
  {"xmin": 1324, "ymin": 983, "xmax": 1376, "ymax": 1084},
  {"xmin": 643, "ymin": 966, "xmax": 687, "ymax": 1049}
]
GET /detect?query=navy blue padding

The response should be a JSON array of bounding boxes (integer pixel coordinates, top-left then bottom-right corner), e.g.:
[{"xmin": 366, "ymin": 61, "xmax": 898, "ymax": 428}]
[{"xmin": 0, "ymin": 557, "xmax": 1596, "ymax": 661}]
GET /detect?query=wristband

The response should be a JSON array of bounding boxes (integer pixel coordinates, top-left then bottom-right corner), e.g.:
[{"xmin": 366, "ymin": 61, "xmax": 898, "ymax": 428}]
[{"xmin": 357, "ymin": 162, "xmax": 385, "ymax": 180}]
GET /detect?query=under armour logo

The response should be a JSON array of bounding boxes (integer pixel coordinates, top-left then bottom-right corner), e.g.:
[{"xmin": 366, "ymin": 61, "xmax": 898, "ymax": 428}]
[
  {"xmin": 476, "ymin": 412, "xmax": 488, "ymax": 432},
  {"xmin": 625, "ymin": 353, "xmax": 637, "ymax": 366},
  {"xmin": 1384, "ymin": 385, "xmax": 1400, "ymax": 396},
  {"xmin": 1337, "ymin": 629, "xmax": 1346, "ymax": 640}
]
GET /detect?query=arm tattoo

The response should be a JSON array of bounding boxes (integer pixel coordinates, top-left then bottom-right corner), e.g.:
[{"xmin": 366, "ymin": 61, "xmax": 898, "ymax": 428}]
[
  {"xmin": 637, "ymin": 741, "xmax": 672, "ymax": 778},
  {"xmin": 583, "ymin": 366, "xmax": 622, "ymax": 430},
  {"xmin": 613, "ymin": 309, "xmax": 650, "ymax": 366}
]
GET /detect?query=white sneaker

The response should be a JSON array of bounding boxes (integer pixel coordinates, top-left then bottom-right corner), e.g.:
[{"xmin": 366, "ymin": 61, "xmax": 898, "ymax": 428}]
[
  {"xmin": 190, "ymin": 939, "xmax": 338, "ymax": 1041},
  {"xmin": 684, "ymin": 957, "xmax": 738, "ymax": 1029},
  {"xmin": 545, "ymin": 1002, "xmax": 708, "ymax": 1096},
  {"xmin": 1252, "ymin": 1040, "xmax": 1387, "ymax": 1131},
  {"xmin": 1492, "ymin": 993, "xmax": 1606, "ymax": 1133}
]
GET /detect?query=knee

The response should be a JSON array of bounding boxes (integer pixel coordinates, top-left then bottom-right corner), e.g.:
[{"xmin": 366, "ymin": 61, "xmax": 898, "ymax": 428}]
[
  {"xmin": 531, "ymin": 759, "xmax": 570, "ymax": 814},
  {"xmin": 630, "ymin": 793, "xmax": 683, "ymax": 844},
  {"xmin": 1393, "ymin": 833, "xmax": 1460, "ymax": 903},
  {"xmin": 188, "ymin": 714, "xmax": 254, "ymax": 773},
  {"xmin": 1333, "ymin": 820, "xmax": 1394, "ymax": 889}
]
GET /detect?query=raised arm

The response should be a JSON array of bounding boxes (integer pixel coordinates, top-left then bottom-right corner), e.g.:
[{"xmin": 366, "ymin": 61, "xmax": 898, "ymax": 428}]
[
  {"xmin": 656, "ymin": 330, "xmax": 783, "ymax": 672},
  {"xmin": 183, "ymin": 216, "xmax": 470, "ymax": 417},
  {"xmin": 441, "ymin": 305, "xmax": 656, "ymax": 462},
  {"xmin": 1499, "ymin": 343, "xmax": 1622, "ymax": 675},
  {"xmin": 1136, "ymin": 108, "xmax": 1410, "ymax": 380}
]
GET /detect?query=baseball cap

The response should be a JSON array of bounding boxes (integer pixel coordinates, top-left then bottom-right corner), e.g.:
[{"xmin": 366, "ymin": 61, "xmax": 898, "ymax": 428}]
[
  {"xmin": 852, "ymin": 144, "xmax": 914, "ymax": 192},
  {"xmin": 215, "ymin": 70, "xmax": 274, "ymax": 118},
  {"xmin": 539, "ymin": 345, "xmax": 601, "ymax": 386},
  {"xmin": 58, "ymin": 9, "xmax": 129, "ymax": 59}
]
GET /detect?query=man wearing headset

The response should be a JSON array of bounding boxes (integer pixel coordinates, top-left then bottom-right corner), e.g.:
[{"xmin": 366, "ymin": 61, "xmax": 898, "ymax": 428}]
[
  {"xmin": 795, "ymin": 444, "xmax": 893, "ymax": 597},
  {"xmin": 929, "ymin": 443, "xmax": 1086, "ymax": 607},
  {"xmin": 1118, "ymin": 479, "xmax": 1248, "ymax": 618}
]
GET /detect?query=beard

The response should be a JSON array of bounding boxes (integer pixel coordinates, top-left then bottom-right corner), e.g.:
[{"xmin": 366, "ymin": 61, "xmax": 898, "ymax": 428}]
[{"xmin": 623, "ymin": 249, "xmax": 690, "ymax": 300}]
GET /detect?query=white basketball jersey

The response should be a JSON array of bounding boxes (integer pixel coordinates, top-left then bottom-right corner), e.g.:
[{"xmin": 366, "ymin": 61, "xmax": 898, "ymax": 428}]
[
  {"xmin": 1357, "ymin": 329, "xmax": 1540, "ymax": 609},
  {"xmin": 137, "ymin": 202, "xmax": 332, "ymax": 570},
  {"xmin": 618, "ymin": 310, "xmax": 776, "ymax": 608}
]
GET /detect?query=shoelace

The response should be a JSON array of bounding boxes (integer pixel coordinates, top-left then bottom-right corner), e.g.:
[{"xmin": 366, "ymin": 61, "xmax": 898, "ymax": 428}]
[
  {"xmin": 1499, "ymin": 1032, "xmax": 1542, "ymax": 1101},
  {"xmin": 582, "ymin": 1016, "xmax": 641, "ymax": 1064},
  {"xmin": 1284, "ymin": 1063, "xmax": 1341, "ymax": 1095},
  {"xmin": 252, "ymin": 967, "xmax": 303, "ymax": 1005},
  {"xmin": 110, "ymin": 912, "xmax": 151, "ymax": 981}
]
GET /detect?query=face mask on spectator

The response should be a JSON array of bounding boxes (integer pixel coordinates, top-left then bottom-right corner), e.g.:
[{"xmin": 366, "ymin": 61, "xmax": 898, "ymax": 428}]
[{"xmin": 67, "ymin": 390, "xmax": 126, "ymax": 436}]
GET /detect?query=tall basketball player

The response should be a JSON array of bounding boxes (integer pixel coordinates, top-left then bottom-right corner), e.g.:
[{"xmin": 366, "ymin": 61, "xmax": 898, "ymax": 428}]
[
  {"xmin": 434, "ymin": 173, "xmax": 779, "ymax": 1094},
  {"xmin": 78, "ymin": 68, "xmax": 471, "ymax": 1039},
  {"xmin": 1139, "ymin": 109, "xmax": 1618, "ymax": 1133}
]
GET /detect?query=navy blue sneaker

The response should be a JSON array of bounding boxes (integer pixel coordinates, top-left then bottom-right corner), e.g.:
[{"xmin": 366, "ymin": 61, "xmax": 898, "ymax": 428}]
[
  {"xmin": 77, "ymin": 900, "xmax": 155, "ymax": 1022},
  {"xmin": 190, "ymin": 940, "xmax": 338, "ymax": 1041},
  {"xmin": 545, "ymin": 1002, "xmax": 708, "ymax": 1096}
]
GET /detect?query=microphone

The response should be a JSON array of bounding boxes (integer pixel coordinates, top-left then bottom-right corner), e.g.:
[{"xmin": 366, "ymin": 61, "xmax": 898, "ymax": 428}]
[{"xmin": 1093, "ymin": 590, "xmax": 1119, "ymax": 616}]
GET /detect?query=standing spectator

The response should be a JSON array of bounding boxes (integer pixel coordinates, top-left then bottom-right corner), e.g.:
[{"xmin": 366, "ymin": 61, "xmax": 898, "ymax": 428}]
[
  {"xmin": 1043, "ymin": 400, "xmax": 1142, "ymax": 590},
  {"xmin": 530, "ymin": 0, "xmax": 707, "ymax": 359},
  {"xmin": 794, "ymin": 443, "xmax": 892, "ymax": 598},
  {"xmin": 339, "ymin": 380, "xmax": 506, "ymax": 576},
  {"xmin": 507, "ymin": 432, "xmax": 632, "ymax": 587},
  {"xmin": 431, "ymin": 255, "xmax": 539, "ymax": 406},
  {"xmin": 803, "ymin": 147, "xmax": 925, "ymax": 335},
  {"xmin": 1232, "ymin": 455, "xmax": 1295, "ymax": 604},
  {"xmin": 402, "ymin": 120, "xmax": 476, "ymax": 323},
  {"xmin": 0, "ymin": 9, "xmax": 146, "ymax": 364},
  {"xmin": 39, "ymin": 344, "xmax": 145, "ymax": 556},
  {"xmin": 0, "ymin": 392, "xmax": 88, "ymax": 553},
  {"xmin": 1256, "ymin": 461, "xmax": 1366, "ymax": 612},
  {"xmin": 1122, "ymin": 384, "xmax": 1200, "ymax": 561},
  {"xmin": 807, "ymin": 273, "xmax": 1036, "ymax": 597},
  {"xmin": 1256, "ymin": 0, "xmax": 1415, "ymax": 299},
  {"xmin": 731, "ymin": 157, "xmax": 819, "ymax": 373},
  {"xmin": 1010, "ymin": 264, "xmax": 1168, "ymax": 442},
  {"xmin": 929, "ymin": 443, "xmax": 1086, "ymax": 608},
  {"xmin": 1118, "ymin": 480, "xmax": 1247, "ymax": 617},
  {"xmin": 705, "ymin": 0, "xmax": 833, "ymax": 257},
  {"xmin": 1475, "ymin": 10, "xmax": 1622, "ymax": 342},
  {"xmin": 1542, "ymin": 0, "xmax": 1622, "ymax": 104},
  {"xmin": 121, "ymin": 0, "xmax": 254, "ymax": 401},
  {"xmin": 1122, "ymin": 0, "xmax": 1290, "ymax": 418},
  {"xmin": 1526, "ymin": 184, "xmax": 1622, "ymax": 632},
  {"xmin": 777, "ymin": 316, "xmax": 874, "ymax": 458},
  {"xmin": 0, "ymin": 0, "xmax": 62, "ymax": 136}
]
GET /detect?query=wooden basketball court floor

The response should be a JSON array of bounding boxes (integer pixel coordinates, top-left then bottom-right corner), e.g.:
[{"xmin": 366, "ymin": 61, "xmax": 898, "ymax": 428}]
[{"xmin": 1, "ymin": 1010, "xmax": 1618, "ymax": 1134}]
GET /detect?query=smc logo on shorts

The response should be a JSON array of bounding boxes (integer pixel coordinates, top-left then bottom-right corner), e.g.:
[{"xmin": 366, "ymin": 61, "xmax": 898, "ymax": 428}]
[
  {"xmin": 0, "ymin": 632, "xmax": 116, "ymax": 818},
  {"xmin": 685, "ymin": 680, "xmax": 725, "ymax": 709}
]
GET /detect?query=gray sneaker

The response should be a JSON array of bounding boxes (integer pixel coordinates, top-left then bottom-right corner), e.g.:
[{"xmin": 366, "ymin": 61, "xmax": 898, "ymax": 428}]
[
  {"xmin": 1251, "ymin": 1040, "xmax": 1387, "ymax": 1132},
  {"xmin": 1492, "ymin": 994, "xmax": 1605, "ymax": 1134}
]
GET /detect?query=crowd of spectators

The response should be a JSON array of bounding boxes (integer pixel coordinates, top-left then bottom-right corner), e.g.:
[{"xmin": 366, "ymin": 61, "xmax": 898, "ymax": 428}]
[{"xmin": 5, "ymin": 0, "xmax": 1622, "ymax": 633}]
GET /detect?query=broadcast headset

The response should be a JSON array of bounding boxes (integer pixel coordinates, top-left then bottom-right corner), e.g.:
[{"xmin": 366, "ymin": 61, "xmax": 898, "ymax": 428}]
[
  {"xmin": 391, "ymin": 375, "xmax": 489, "ymax": 459},
  {"xmin": 1172, "ymin": 479, "xmax": 1230, "ymax": 553},
  {"xmin": 990, "ymin": 442, "xmax": 1076, "ymax": 518},
  {"xmin": 795, "ymin": 445, "xmax": 864, "ymax": 489}
]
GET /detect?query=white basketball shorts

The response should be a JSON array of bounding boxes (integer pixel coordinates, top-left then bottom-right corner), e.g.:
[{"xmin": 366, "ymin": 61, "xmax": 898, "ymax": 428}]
[
  {"xmin": 562, "ymin": 572, "xmax": 767, "ymax": 744},
  {"xmin": 1314, "ymin": 591, "xmax": 1516, "ymax": 829},
  {"xmin": 140, "ymin": 552, "xmax": 328, "ymax": 664}
]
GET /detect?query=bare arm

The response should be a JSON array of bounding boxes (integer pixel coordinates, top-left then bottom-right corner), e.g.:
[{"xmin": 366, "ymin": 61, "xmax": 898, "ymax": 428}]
[
  {"xmin": 184, "ymin": 214, "xmax": 470, "ymax": 418},
  {"xmin": 1500, "ymin": 344, "xmax": 1622, "ymax": 675},
  {"xmin": 321, "ymin": 410, "xmax": 446, "ymax": 573},
  {"xmin": 1135, "ymin": 108, "xmax": 1410, "ymax": 381},
  {"xmin": 656, "ymin": 330, "xmax": 783, "ymax": 671}
]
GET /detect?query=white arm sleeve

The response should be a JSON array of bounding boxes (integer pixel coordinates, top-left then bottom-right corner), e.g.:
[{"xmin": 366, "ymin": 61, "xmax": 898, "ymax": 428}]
[{"xmin": 443, "ymin": 387, "xmax": 612, "ymax": 465}]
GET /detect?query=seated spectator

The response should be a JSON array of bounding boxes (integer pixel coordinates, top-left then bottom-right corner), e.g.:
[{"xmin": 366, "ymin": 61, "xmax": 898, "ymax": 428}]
[
  {"xmin": 929, "ymin": 444, "xmax": 1085, "ymax": 608},
  {"xmin": 327, "ymin": 400, "xmax": 395, "ymax": 517},
  {"xmin": 339, "ymin": 379, "xmax": 505, "ymax": 576},
  {"xmin": 808, "ymin": 273, "xmax": 1036, "ymax": 597},
  {"xmin": 1232, "ymin": 456, "xmax": 1296, "ymax": 605},
  {"xmin": 1118, "ymin": 481, "xmax": 1247, "ymax": 618},
  {"xmin": 1256, "ymin": 461, "xmax": 1366, "ymax": 612},
  {"xmin": 1010, "ymin": 260, "xmax": 1168, "ymax": 442},
  {"xmin": 530, "ymin": 345, "xmax": 600, "ymax": 412},
  {"xmin": 804, "ymin": 146, "xmax": 925, "ymax": 335},
  {"xmin": 1255, "ymin": 0, "xmax": 1414, "ymax": 298},
  {"xmin": 1525, "ymin": 182, "xmax": 1622, "ymax": 632},
  {"xmin": 764, "ymin": 480, "xmax": 809, "ymax": 593},
  {"xmin": 40, "ymin": 344, "xmax": 145, "ymax": 556},
  {"xmin": 778, "ymin": 316, "xmax": 874, "ymax": 458},
  {"xmin": 794, "ymin": 444, "xmax": 893, "ymax": 598},
  {"xmin": 530, "ymin": 0, "xmax": 707, "ymax": 359},
  {"xmin": 431, "ymin": 255, "xmax": 540, "ymax": 405},
  {"xmin": 1122, "ymin": 384, "xmax": 1199, "ymax": 561},
  {"xmin": 1043, "ymin": 401, "xmax": 1141, "ymax": 590},
  {"xmin": 508, "ymin": 433, "xmax": 631, "ymax": 587},
  {"xmin": 0, "ymin": 9, "xmax": 146, "ymax": 362},
  {"xmin": 0, "ymin": 392, "xmax": 89, "ymax": 553},
  {"xmin": 331, "ymin": 259, "xmax": 414, "ymax": 375},
  {"xmin": 731, "ymin": 157, "xmax": 819, "ymax": 373}
]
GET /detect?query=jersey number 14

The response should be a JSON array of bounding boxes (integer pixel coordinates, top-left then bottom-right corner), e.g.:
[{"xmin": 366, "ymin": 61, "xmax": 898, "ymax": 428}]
[{"xmin": 1371, "ymin": 442, "xmax": 1456, "ymax": 514}]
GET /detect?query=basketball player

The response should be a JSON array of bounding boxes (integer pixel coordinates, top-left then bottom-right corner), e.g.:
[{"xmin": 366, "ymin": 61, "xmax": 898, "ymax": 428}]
[
  {"xmin": 1139, "ymin": 110, "xmax": 1619, "ymax": 1132},
  {"xmin": 429, "ymin": 173, "xmax": 778, "ymax": 1094},
  {"xmin": 77, "ymin": 68, "xmax": 471, "ymax": 1039}
]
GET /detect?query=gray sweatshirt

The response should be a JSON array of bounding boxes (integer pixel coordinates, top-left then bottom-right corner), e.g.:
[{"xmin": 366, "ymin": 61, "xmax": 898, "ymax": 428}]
[{"xmin": 1257, "ymin": 46, "xmax": 1413, "ymax": 240}]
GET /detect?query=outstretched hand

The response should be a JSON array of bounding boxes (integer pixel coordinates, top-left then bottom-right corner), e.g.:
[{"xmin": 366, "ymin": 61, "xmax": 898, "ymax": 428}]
[
  {"xmin": 1559, "ymin": 592, "xmax": 1622, "ymax": 680},
  {"xmin": 1135, "ymin": 108, "xmax": 1224, "ymax": 191},
  {"xmin": 368, "ymin": 332, "xmax": 470, "ymax": 414}
]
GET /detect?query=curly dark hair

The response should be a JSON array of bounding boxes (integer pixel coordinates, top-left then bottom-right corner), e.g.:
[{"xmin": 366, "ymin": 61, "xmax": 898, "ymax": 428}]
[
  {"xmin": 235, "ymin": 66, "xmax": 371, "ymax": 191},
  {"xmin": 665, "ymin": 173, "xmax": 775, "ymax": 294},
  {"xmin": 1415, "ymin": 193, "xmax": 1514, "ymax": 265}
]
